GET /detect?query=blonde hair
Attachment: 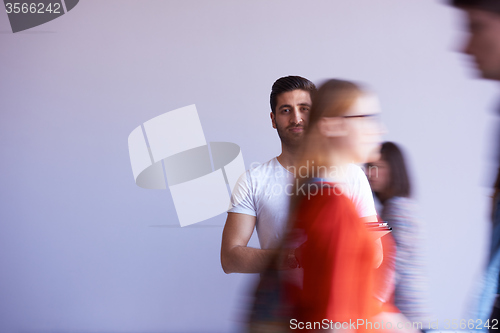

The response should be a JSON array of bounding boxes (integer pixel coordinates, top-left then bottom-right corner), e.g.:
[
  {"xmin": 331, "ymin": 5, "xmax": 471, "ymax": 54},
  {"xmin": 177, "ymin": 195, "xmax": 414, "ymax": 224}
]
[
  {"xmin": 285, "ymin": 79, "xmax": 365, "ymax": 232},
  {"xmin": 306, "ymin": 79, "xmax": 363, "ymax": 130},
  {"xmin": 296, "ymin": 79, "xmax": 364, "ymax": 181}
]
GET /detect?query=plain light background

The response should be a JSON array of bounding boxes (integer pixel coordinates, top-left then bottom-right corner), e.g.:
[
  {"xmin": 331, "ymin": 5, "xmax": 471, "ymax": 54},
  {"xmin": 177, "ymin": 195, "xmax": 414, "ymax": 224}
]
[{"xmin": 1, "ymin": 0, "xmax": 499, "ymax": 332}]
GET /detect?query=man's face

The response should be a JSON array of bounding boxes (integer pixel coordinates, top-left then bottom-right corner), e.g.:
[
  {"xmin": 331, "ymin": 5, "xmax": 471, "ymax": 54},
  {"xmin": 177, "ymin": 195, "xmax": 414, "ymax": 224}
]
[
  {"xmin": 462, "ymin": 8, "xmax": 500, "ymax": 80},
  {"xmin": 270, "ymin": 89, "xmax": 312, "ymax": 149}
]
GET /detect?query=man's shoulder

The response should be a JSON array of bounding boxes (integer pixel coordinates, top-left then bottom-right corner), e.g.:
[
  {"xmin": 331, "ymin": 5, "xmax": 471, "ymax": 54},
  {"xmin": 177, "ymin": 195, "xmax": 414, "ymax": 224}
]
[
  {"xmin": 228, "ymin": 157, "xmax": 284, "ymax": 216},
  {"xmin": 248, "ymin": 157, "xmax": 278, "ymax": 172},
  {"xmin": 245, "ymin": 157, "xmax": 281, "ymax": 179},
  {"xmin": 232, "ymin": 157, "xmax": 279, "ymax": 188},
  {"xmin": 343, "ymin": 163, "xmax": 368, "ymax": 182}
]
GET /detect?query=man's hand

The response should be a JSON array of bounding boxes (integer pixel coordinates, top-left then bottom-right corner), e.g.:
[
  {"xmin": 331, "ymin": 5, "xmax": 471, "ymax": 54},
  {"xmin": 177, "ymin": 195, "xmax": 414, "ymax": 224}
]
[{"xmin": 277, "ymin": 247, "xmax": 301, "ymax": 270}]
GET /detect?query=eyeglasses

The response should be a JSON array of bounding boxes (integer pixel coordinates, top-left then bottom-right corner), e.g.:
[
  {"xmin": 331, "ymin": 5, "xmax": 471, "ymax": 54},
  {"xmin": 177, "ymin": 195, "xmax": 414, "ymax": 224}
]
[
  {"xmin": 343, "ymin": 113, "xmax": 382, "ymax": 125},
  {"xmin": 343, "ymin": 114, "xmax": 380, "ymax": 120}
]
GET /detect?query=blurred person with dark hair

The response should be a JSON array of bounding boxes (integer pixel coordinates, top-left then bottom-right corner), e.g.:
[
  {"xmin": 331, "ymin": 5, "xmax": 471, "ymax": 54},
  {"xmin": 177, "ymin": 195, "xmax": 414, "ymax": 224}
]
[
  {"xmin": 221, "ymin": 76, "xmax": 379, "ymax": 275},
  {"xmin": 249, "ymin": 80, "xmax": 417, "ymax": 332},
  {"xmin": 450, "ymin": 0, "xmax": 500, "ymax": 326},
  {"xmin": 366, "ymin": 142, "xmax": 433, "ymax": 325}
]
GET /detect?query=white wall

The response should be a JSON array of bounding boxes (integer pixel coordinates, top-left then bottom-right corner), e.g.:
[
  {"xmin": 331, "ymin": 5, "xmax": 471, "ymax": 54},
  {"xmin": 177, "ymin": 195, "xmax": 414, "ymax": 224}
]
[{"xmin": 0, "ymin": 0, "xmax": 498, "ymax": 332}]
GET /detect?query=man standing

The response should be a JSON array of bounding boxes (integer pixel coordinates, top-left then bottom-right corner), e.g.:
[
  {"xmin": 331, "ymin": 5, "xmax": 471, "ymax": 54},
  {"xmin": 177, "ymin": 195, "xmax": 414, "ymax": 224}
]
[
  {"xmin": 220, "ymin": 76, "xmax": 378, "ymax": 274},
  {"xmin": 450, "ymin": 0, "xmax": 500, "ymax": 326}
]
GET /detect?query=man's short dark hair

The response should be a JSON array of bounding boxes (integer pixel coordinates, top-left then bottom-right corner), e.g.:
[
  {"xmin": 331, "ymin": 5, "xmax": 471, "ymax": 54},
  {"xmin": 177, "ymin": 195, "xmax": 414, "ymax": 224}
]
[
  {"xmin": 450, "ymin": 0, "xmax": 500, "ymax": 14},
  {"xmin": 270, "ymin": 76, "xmax": 316, "ymax": 114}
]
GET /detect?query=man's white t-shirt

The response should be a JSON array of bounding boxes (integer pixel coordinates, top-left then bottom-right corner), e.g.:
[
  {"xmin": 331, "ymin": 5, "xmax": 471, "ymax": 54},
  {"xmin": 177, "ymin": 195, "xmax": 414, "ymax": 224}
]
[{"xmin": 228, "ymin": 157, "xmax": 377, "ymax": 250}]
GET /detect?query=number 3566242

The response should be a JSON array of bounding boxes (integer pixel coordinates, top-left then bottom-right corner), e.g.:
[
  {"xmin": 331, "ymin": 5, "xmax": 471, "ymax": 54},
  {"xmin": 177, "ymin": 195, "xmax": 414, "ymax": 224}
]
[
  {"xmin": 5, "ymin": 3, "xmax": 61, "ymax": 14},
  {"xmin": 444, "ymin": 319, "xmax": 499, "ymax": 330}
]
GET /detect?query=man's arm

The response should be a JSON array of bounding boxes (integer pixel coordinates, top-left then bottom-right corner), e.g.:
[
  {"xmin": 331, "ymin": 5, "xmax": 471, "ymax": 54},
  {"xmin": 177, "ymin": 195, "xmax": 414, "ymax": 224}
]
[{"xmin": 221, "ymin": 212, "xmax": 278, "ymax": 274}]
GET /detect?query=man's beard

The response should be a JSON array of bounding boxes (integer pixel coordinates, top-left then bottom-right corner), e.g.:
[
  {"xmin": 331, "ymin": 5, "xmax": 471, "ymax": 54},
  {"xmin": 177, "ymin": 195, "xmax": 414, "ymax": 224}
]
[{"xmin": 276, "ymin": 124, "xmax": 304, "ymax": 151}]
